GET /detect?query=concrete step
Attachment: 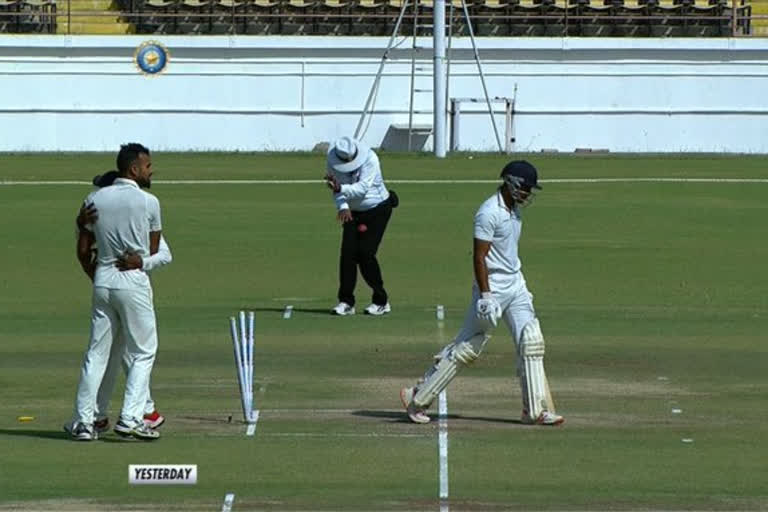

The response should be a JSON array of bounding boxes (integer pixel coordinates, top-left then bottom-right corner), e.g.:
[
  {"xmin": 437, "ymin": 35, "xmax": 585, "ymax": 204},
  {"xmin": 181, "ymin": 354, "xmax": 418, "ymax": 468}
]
[
  {"xmin": 57, "ymin": 14, "xmax": 122, "ymax": 22},
  {"xmin": 56, "ymin": 21, "xmax": 134, "ymax": 33},
  {"xmin": 56, "ymin": 0, "xmax": 115, "ymax": 9}
]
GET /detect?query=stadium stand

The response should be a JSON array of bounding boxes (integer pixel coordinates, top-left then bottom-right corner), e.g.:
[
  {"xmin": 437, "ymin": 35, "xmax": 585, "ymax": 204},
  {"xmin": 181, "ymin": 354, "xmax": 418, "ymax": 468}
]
[
  {"xmin": 138, "ymin": 0, "xmax": 179, "ymax": 34},
  {"xmin": 752, "ymin": 0, "xmax": 767, "ymax": 32},
  {"xmin": 0, "ymin": 0, "xmax": 21, "ymax": 33},
  {"xmin": 0, "ymin": 0, "xmax": 57, "ymax": 32},
  {"xmin": 56, "ymin": 0, "xmax": 133, "ymax": 34},
  {"xmin": 0, "ymin": 0, "xmax": 756, "ymax": 35}
]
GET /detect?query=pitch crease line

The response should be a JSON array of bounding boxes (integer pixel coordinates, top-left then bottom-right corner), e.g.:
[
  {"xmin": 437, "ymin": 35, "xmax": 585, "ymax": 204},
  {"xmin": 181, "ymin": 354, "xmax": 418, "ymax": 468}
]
[
  {"xmin": 262, "ymin": 432, "xmax": 429, "ymax": 438},
  {"xmin": 435, "ymin": 307, "xmax": 450, "ymax": 511},
  {"xmin": 221, "ymin": 493, "xmax": 235, "ymax": 512},
  {"xmin": 439, "ymin": 390, "xmax": 449, "ymax": 511}
]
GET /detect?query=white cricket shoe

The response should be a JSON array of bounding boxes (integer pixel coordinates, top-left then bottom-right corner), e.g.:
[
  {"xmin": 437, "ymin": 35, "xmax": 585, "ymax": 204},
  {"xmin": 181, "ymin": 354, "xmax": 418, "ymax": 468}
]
[
  {"xmin": 114, "ymin": 420, "xmax": 160, "ymax": 441},
  {"xmin": 522, "ymin": 410, "xmax": 565, "ymax": 426},
  {"xmin": 400, "ymin": 387, "xmax": 430, "ymax": 424},
  {"xmin": 66, "ymin": 422, "xmax": 97, "ymax": 441},
  {"xmin": 364, "ymin": 303, "xmax": 391, "ymax": 316},
  {"xmin": 331, "ymin": 302, "xmax": 355, "ymax": 316}
]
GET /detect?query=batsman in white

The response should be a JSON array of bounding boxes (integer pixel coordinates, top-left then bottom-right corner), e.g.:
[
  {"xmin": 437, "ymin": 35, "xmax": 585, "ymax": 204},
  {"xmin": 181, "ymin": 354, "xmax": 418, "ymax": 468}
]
[
  {"xmin": 401, "ymin": 160, "xmax": 564, "ymax": 426},
  {"xmin": 67, "ymin": 170, "xmax": 171, "ymax": 435},
  {"xmin": 68, "ymin": 143, "xmax": 164, "ymax": 441}
]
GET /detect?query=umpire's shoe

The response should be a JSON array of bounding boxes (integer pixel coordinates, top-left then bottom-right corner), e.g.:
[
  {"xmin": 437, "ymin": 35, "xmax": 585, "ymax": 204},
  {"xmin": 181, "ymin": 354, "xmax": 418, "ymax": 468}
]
[
  {"xmin": 364, "ymin": 303, "xmax": 391, "ymax": 316},
  {"xmin": 114, "ymin": 420, "xmax": 160, "ymax": 441},
  {"xmin": 331, "ymin": 302, "xmax": 355, "ymax": 316}
]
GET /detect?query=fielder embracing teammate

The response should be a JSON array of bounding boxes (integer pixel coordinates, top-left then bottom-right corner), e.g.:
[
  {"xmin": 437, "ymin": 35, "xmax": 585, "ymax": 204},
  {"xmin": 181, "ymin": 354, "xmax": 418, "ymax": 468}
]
[
  {"xmin": 401, "ymin": 160, "xmax": 564, "ymax": 426},
  {"xmin": 69, "ymin": 143, "xmax": 163, "ymax": 441}
]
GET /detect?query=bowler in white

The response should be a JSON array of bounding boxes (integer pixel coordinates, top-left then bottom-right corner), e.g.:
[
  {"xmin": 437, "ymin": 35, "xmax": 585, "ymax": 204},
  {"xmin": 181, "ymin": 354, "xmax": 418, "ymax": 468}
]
[
  {"xmin": 69, "ymin": 143, "xmax": 163, "ymax": 441},
  {"xmin": 72, "ymin": 170, "xmax": 171, "ymax": 435}
]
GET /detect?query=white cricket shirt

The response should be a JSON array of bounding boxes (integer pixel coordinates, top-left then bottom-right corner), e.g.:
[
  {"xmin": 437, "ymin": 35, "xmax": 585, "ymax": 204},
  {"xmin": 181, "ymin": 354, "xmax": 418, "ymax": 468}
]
[
  {"xmin": 84, "ymin": 178, "xmax": 162, "ymax": 290},
  {"xmin": 473, "ymin": 191, "xmax": 523, "ymax": 285},
  {"xmin": 328, "ymin": 149, "xmax": 390, "ymax": 212}
]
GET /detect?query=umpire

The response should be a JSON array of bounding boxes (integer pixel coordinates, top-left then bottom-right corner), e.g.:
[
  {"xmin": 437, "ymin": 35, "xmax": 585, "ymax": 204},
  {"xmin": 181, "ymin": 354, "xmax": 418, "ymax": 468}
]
[{"xmin": 325, "ymin": 136, "xmax": 398, "ymax": 316}]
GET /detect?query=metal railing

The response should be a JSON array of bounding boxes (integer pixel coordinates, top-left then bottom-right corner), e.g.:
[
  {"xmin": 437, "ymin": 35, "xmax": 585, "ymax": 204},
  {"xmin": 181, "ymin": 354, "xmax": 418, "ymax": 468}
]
[{"xmin": 0, "ymin": 0, "xmax": 766, "ymax": 36}]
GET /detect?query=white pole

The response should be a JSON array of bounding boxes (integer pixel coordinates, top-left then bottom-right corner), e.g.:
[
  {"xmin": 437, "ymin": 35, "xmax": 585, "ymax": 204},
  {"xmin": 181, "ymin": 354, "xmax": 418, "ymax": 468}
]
[{"xmin": 433, "ymin": 0, "xmax": 447, "ymax": 158}]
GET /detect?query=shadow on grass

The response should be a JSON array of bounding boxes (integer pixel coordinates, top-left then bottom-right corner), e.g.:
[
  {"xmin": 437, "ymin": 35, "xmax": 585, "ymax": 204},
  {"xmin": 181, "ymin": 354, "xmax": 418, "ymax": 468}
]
[
  {"xmin": 178, "ymin": 415, "xmax": 234, "ymax": 424},
  {"xmin": 0, "ymin": 429, "xmax": 69, "ymax": 440},
  {"xmin": 451, "ymin": 414, "xmax": 525, "ymax": 425},
  {"xmin": 244, "ymin": 307, "xmax": 332, "ymax": 316},
  {"xmin": 0, "ymin": 429, "xmax": 168, "ymax": 443},
  {"xmin": 352, "ymin": 410, "xmax": 524, "ymax": 425},
  {"xmin": 351, "ymin": 410, "xmax": 413, "ymax": 423}
]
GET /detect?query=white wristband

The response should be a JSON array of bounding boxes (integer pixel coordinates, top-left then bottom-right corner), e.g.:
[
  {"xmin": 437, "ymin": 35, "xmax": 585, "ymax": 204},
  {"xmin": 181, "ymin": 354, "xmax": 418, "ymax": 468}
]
[{"xmin": 481, "ymin": 292, "xmax": 493, "ymax": 300}]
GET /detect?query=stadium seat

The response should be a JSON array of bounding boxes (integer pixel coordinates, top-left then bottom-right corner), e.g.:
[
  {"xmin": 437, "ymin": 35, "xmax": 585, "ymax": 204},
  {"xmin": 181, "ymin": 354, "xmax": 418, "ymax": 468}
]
[
  {"xmin": 645, "ymin": 0, "xmax": 684, "ymax": 36},
  {"xmin": 285, "ymin": 0, "xmax": 317, "ymax": 34},
  {"xmin": 529, "ymin": 0, "xmax": 582, "ymax": 36},
  {"xmin": 741, "ymin": 0, "xmax": 759, "ymax": 34},
  {"xmin": 251, "ymin": 0, "xmax": 280, "ymax": 8},
  {"xmin": 385, "ymin": 0, "xmax": 404, "ymax": 12},
  {"xmin": 571, "ymin": 0, "xmax": 616, "ymax": 35},
  {"xmin": 0, "ymin": 0, "xmax": 748, "ymax": 38},
  {"xmin": 22, "ymin": 0, "xmax": 56, "ymax": 33},
  {"xmin": 216, "ymin": 0, "xmax": 247, "ymax": 33},
  {"xmin": 357, "ymin": 0, "xmax": 384, "ymax": 13},
  {"xmin": 380, "ymin": 0, "xmax": 405, "ymax": 34},
  {"xmin": 0, "ymin": 0, "xmax": 21, "ymax": 33},
  {"xmin": 319, "ymin": 0, "xmax": 352, "ymax": 34},
  {"xmin": 140, "ymin": 0, "xmax": 178, "ymax": 33},
  {"xmin": 181, "ymin": 0, "xmax": 214, "ymax": 32},
  {"xmin": 354, "ymin": 0, "xmax": 385, "ymax": 34},
  {"xmin": 476, "ymin": 0, "xmax": 513, "ymax": 36},
  {"xmin": 444, "ymin": 0, "xmax": 477, "ymax": 35},
  {"xmin": 608, "ymin": 0, "xmax": 651, "ymax": 35},
  {"xmin": 286, "ymin": 0, "xmax": 316, "ymax": 9},
  {"xmin": 245, "ymin": 0, "xmax": 281, "ymax": 34},
  {"xmin": 145, "ymin": 0, "xmax": 177, "ymax": 9}
]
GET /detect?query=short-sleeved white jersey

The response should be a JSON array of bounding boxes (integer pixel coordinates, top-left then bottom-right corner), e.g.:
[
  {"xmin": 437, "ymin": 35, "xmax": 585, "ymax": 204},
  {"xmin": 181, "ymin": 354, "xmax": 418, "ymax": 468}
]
[
  {"xmin": 473, "ymin": 190, "xmax": 523, "ymax": 286},
  {"xmin": 84, "ymin": 178, "xmax": 162, "ymax": 290}
]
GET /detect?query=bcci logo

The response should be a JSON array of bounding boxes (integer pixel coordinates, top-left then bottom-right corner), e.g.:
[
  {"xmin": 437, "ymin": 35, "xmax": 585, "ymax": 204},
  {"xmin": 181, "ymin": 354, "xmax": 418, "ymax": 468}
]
[{"xmin": 134, "ymin": 41, "xmax": 169, "ymax": 76}]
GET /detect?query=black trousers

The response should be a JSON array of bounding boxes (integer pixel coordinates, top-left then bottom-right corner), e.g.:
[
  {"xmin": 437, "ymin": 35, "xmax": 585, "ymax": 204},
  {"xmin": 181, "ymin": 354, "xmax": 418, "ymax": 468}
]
[{"xmin": 338, "ymin": 200, "xmax": 393, "ymax": 307}]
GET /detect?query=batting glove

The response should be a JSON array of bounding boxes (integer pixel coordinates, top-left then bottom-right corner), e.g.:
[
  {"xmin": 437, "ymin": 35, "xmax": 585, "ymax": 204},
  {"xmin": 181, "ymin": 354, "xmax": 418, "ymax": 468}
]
[{"xmin": 476, "ymin": 292, "xmax": 501, "ymax": 328}]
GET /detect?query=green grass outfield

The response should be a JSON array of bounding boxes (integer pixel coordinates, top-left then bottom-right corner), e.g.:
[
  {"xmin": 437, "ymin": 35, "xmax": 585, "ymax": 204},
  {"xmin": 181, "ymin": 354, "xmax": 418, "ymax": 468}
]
[{"xmin": 1, "ymin": 153, "xmax": 767, "ymax": 511}]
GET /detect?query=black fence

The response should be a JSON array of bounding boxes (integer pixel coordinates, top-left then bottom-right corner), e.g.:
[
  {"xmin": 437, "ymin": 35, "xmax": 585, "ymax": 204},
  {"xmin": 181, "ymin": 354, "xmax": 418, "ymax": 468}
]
[{"xmin": 0, "ymin": 0, "xmax": 755, "ymax": 35}]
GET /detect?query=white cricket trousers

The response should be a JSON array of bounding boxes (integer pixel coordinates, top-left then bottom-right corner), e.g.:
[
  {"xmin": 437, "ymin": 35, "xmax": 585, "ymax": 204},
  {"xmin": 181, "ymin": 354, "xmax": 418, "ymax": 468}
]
[
  {"xmin": 73, "ymin": 285, "xmax": 157, "ymax": 428},
  {"xmin": 96, "ymin": 336, "xmax": 156, "ymax": 420},
  {"xmin": 455, "ymin": 273, "xmax": 536, "ymax": 357}
]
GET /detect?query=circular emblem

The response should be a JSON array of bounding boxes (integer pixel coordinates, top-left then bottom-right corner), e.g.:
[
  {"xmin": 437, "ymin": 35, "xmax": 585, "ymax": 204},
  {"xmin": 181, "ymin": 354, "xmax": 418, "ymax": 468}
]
[{"xmin": 135, "ymin": 41, "xmax": 169, "ymax": 76}]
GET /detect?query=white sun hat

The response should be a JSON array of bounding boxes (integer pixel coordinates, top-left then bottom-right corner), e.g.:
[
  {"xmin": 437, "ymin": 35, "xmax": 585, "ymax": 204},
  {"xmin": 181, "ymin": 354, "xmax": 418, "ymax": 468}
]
[{"xmin": 327, "ymin": 136, "xmax": 370, "ymax": 173}]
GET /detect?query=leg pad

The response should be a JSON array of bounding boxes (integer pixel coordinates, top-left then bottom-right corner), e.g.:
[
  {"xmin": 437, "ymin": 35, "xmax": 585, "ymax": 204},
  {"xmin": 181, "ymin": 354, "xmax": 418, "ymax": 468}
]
[{"xmin": 520, "ymin": 319, "xmax": 556, "ymax": 419}]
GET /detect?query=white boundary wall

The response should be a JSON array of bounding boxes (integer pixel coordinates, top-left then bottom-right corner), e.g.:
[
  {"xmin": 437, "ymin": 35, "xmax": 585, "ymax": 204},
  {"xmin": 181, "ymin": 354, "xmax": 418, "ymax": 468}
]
[{"xmin": 0, "ymin": 35, "xmax": 767, "ymax": 152}]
